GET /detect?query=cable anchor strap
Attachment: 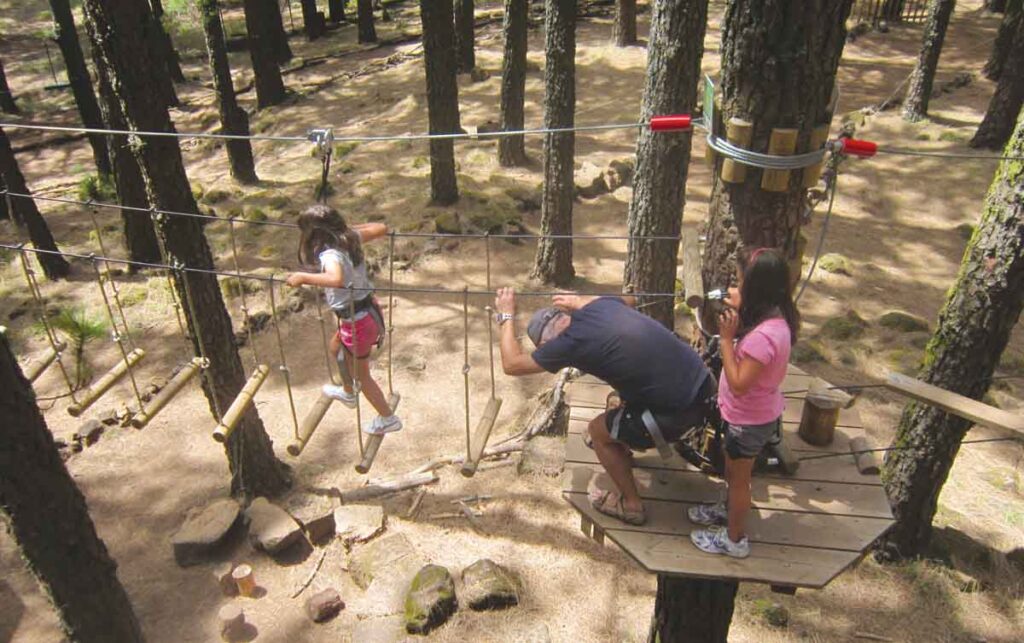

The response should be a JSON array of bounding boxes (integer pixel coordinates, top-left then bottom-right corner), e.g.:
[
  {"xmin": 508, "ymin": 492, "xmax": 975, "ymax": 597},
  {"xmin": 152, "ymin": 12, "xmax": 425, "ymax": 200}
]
[{"xmin": 309, "ymin": 128, "xmax": 334, "ymax": 203}]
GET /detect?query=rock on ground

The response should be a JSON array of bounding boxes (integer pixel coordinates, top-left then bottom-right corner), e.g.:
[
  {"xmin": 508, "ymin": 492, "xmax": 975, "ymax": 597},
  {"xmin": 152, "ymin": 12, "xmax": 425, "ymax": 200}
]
[
  {"xmin": 878, "ymin": 310, "xmax": 930, "ymax": 333},
  {"xmin": 170, "ymin": 498, "xmax": 241, "ymax": 567},
  {"xmin": 305, "ymin": 587, "xmax": 344, "ymax": 623},
  {"xmin": 245, "ymin": 497, "xmax": 305, "ymax": 555},
  {"xmin": 284, "ymin": 493, "xmax": 338, "ymax": 545},
  {"xmin": 518, "ymin": 436, "xmax": 565, "ymax": 477},
  {"xmin": 461, "ymin": 559, "xmax": 520, "ymax": 610},
  {"xmin": 349, "ymin": 533, "xmax": 418, "ymax": 590},
  {"xmin": 334, "ymin": 505, "xmax": 385, "ymax": 546},
  {"xmin": 404, "ymin": 564, "xmax": 457, "ymax": 635}
]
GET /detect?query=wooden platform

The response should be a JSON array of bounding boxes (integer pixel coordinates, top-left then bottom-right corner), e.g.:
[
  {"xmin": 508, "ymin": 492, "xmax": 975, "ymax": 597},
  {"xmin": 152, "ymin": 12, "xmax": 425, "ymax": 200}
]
[{"xmin": 562, "ymin": 365, "xmax": 894, "ymax": 590}]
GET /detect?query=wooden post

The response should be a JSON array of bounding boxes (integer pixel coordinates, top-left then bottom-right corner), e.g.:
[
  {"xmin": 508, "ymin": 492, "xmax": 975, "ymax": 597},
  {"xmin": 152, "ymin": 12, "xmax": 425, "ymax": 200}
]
[
  {"xmin": 592, "ymin": 525, "xmax": 605, "ymax": 545},
  {"xmin": 770, "ymin": 435, "xmax": 800, "ymax": 475},
  {"xmin": 801, "ymin": 124, "xmax": 831, "ymax": 188},
  {"xmin": 720, "ymin": 118, "xmax": 752, "ymax": 183},
  {"xmin": 25, "ymin": 341, "xmax": 66, "ymax": 383},
  {"xmin": 760, "ymin": 128, "xmax": 799, "ymax": 191},
  {"xmin": 797, "ymin": 378, "xmax": 852, "ymax": 446},
  {"xmin": 460, "ymin": 397, "xmax": 503, "ymax": 477},
  {"xmin": 232, "ymin": 563, "xmax": 256, "ymax": 597},
  {"xmin": 648, "ymin": 575, "xmax": 738, "ymax": 643},
  {"xmin": 580, "ymin": 514, "xmax": 593, "ymax": 537},
  {"xmin": 355, "ymin": 392, "xmax": 402, "ymax": 474},
  {"xmin": 213, "ymin": 562, "xmax": 237, "ymax": 596},
  {"xmin": 849, "ymin": 436, "xmax": 881, "ymax": 475},
  {"xmin": 67, "ymin": 348, "xmax": 146, "ymax": 417},
  {"xmin": 130, "ymin": 359, "xmax": 202, "ymax": 429},
  {"xmin": 287, "ymin": 393, "xmax": 334, "ymax": 456},
  {"xmin": 212, "ymin": 365, "xmax": 270, "ymax": 443},
  {"xmin": 218, "ymin": 604, "xmax": 245, "ymax": 642},
  {"xmin": 681, "ymin": 229, "xmax": 704, "ymax": 310}
]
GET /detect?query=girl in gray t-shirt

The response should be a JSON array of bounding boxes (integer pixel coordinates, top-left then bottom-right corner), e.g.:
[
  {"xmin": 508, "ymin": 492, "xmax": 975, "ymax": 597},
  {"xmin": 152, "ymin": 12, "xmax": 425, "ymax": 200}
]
[{"xmin": 286, "ymin": 205, "xmax": 401, "ymax": 436}]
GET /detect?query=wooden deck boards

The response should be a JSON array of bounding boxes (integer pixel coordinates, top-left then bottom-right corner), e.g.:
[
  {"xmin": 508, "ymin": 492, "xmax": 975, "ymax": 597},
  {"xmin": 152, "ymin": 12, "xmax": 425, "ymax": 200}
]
[{"xmin": 561, "ymin": 366, "xmax": 894, "ymax": 589}]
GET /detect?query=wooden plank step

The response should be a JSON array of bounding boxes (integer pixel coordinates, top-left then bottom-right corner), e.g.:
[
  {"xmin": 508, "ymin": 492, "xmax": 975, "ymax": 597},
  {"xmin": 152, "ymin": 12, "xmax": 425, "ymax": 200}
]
[
  {"xmin": 605, "ymin": 529, "xmax": 861, "ymax": 589},
  {"xmin": 562, "ymin": 463, "xmax": 894, "ymax": 519},
  {"xmin": 885, "ymin": 371, "xmax": 1024, "ymax": 436},
  {"xmin": 563, "ymin": 432, "xmax": 882, "ymax": 487},
  {"xmin": 564, "ymin": 492, "xmax": 891, "ymax": 552}
]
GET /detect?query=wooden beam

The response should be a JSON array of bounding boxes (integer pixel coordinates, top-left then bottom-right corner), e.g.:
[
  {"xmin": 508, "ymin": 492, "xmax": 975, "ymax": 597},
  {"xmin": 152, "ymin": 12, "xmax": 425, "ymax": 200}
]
[
  {"xmin": 885, "ymin": 371, "xmax": 1024, "ymax": 436},
  {"xmin": 288, "ymin": 393, "xmax": 334, "ymax": 456},
  {"xmin": 130, "ymin": 358, "xmax": 202, "ymax": 429},
  {"xmin": 67, "ymin": 348, "xmax": 146, "ymax": 417},
  {"xmin": 212, "ymin": 364, "xmax": 270, "ymax": 443},
  {"xmin": 460, "ymin": 397, "xmax": 503, "ymax": 477},
  {"xmin": 680, "ymin": 228, "xmax": 704, "ymax": 310},
  {"xmin": 355, "ymin": 392, "xmax": 402, "ymax": 474}
]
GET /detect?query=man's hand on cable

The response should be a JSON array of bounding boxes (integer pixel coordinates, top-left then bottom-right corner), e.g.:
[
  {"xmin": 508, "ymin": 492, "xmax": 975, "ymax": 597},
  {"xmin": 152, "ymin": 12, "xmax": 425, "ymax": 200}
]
[
  {"xmin": 495, "ymin": 287, "xmax": 516, "ymax": 315},
  {"xmin": 552, "ymin": 292, "xmax": 583, "ymax": 312}
]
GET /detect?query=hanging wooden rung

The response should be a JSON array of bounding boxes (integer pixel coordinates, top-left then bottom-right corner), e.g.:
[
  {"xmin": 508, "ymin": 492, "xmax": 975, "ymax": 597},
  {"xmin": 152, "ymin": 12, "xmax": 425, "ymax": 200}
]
[
  {"xmin": 131, "ymin": 358, "xmax": 202, "ymax": 429},
  {"xmin": 25, "ymin": 341, "xmax": 66, "ymax": 383},
  {"xmin": 288, "ymin": 392, "xmax": 334, "ymax": 456},
  {"xmin": 67, "ymin": 348, "xmax": 146, "ymax": 417},
  {"xmin": 355, "ymin": 392, "xmax": 402, "ymax": 474},
  {"xmin": 460, "ymin": 397, "xmax": 504, "ymax": 478},
  {"xmin": 212, "ymin": 364, "xmax": 270, "ymax": 443}
]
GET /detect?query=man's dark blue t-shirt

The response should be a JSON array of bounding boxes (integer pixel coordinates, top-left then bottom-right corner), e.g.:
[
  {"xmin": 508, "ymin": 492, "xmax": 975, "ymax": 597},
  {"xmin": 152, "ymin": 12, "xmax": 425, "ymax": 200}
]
[{"xmin": 531, "ymin": 297, "xmax": 709, "ymax": 412}]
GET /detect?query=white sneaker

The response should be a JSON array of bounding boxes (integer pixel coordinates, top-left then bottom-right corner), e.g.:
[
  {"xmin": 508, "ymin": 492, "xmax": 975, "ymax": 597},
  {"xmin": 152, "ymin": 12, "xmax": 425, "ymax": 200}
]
[
  {"xmin": 690, "ymin": 527, "xmax": 750, "ymax": 559},
  {"xmin": 364, "ymin": 415, "xmax": 403, "ymax": 436},
  {"xmin": 322, "ymin": 384, "xmax": 357, "ymax": 409},
  {"xmin": 687, "ymin": 502, "xmax": 728, "ymax": 526}
]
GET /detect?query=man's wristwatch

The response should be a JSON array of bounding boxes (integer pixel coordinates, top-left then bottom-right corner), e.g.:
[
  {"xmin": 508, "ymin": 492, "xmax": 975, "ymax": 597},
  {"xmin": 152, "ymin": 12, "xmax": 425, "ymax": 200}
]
[{"xmin": 495, "ymin": 312, "xmax": 514, "ymax": 326}]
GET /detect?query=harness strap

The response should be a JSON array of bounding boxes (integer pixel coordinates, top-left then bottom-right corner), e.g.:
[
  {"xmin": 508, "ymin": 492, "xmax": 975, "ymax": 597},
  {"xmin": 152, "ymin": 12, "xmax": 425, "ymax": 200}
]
[{"xmin": 641, "ymin": 409, "xmax": 675, "ymax": 461}]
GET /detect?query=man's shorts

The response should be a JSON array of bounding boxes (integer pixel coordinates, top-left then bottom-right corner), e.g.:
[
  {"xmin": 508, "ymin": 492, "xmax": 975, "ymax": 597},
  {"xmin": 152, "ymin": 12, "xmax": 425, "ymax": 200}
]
[
  {"xmin": 724, "ymin": 418, "xmax": 781, "ymax": 459},
  {"xmin": 604, "ymin": 377, "xmax": 716, "ymax": 451}
]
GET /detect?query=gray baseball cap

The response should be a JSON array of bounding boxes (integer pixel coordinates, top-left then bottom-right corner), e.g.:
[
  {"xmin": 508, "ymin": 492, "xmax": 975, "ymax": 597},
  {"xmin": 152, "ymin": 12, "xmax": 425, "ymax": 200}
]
[{"xmin": 527, "ymin": 307, "xmax": 564, "ymax": 347}]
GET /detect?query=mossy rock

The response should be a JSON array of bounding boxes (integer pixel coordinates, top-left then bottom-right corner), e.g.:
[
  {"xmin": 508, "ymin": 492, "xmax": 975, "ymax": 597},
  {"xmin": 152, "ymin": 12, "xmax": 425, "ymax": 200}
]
[
  {"xmin": 203, "ymin": 188, "xmax": 231, "ymax": 204},
  {"xmin": 820, "ymin": 311, "xmax": 867, "ymax": 340},
  {"xmin": 792, "ymin": 340, "xmax": 827, "ymax": 363},
  {"xmin": 411, "ymin": 156, "xmax": 429, "ymax": 169},
  {"xmin": 907, "ymin": 332, "xmax": 931, "ymax": 349},
  {"xmin": 435, "ymin": 211, "xmax": 462, "ymax": 234},
  {"xmin": 118, "ymin": 287, "xmax": 148, "ymax": 308},
  {"xmin": 955, "ymin": 222, "xmax": 975, "ymax": 241},
  {"xmin": 266, "ymin": 193, "xmax": 291, "ymax": 210},
  {"xmin": 938, "ymin": 131, "xmax": 967, "ymax": 143},
  {"xmin": 404, "ymin": 565, "xmax": 457, "ymax": 635},
  {"xmin": 752, "ymin": 599, "xmax": 789, "ymax": 628},
  {"xmin": 191, "ymin": 184, "xmax": 205, "ymax": 201},
  {"xmin": 220, "ymin": 277, "xmax": 262, "ymax": 299},
  {"xmin": 879, "ymin": 310, "xmax": 929, "ymax": 333},
  {"xmin": 334, "ymin": 142, "xmax": 359, "ymax": 158},
  {"xmin": 886, "ymin": 348, "xmax": 921, "ymax": 374},
  {"xmin": 461, "ymin": 559, "xmax": 520, "ymax": 610},
  {"xmin": 244, "ymin": 206, "xmax": 268, "ymax": 223},
  {"xmin": 258, "ymin": 246, "xmax": 277, "ymax": 259},
  {"xmin": 817, "ymin": 253, "xmax": 851, "ymax": 276}
]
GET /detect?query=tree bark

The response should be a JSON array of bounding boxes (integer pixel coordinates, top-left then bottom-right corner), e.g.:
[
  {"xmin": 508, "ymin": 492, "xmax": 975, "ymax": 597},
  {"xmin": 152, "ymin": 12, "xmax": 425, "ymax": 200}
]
[
  {"xmin": 614, "ymin": 0, "xmax": 637, "ymax": 45},
  {"xmin": 82, "ymin": 0, "xmax": 291, "ymax": 500},
  {"xmin": 498, "ymin": 0, "xmax": 528, "ymax": 166},
  {"xmin": 0, "ymin": 58, "xmax": 19, "ymax": 113},
  {"xmin": 149, "ymin": 0, "xmax": 186, "ymax": 83},
  {"xmin": 266, "ymin": 0, "xmax": 294, "ymax": 63},
  {"xmin": 625, "ymin": 0, "xmax": 709, "ymax": 329},
  {"xmin": 300, "ymin": 0, "xmax": 325, "ymax": 40},
  {"xmin": 329, "ymin": 0, "xmax": 345, "ymax": 23},
  {"xmin": 531, "ymin": 0, "xmax": 576, "ymax": 287},
  {"xmin": 902, "ymin": 0, "xmax": 957, "ymax": 122},
  {"xmin": 0, "ymin": 331, "xmax": 144, "ymax": 643},
  {"xmin": 419, "ymin": 0, "xmax": 461, "ymax": 204},
  {"xmin": 49, "ymin": 0, "xmax": 112, "ymax": 177},
  {"xmin": 88, "ymin": 29, "xmax": 162, "ymax": 266},
  {"xmin": 358, "ymin": 0, "xmax": 378, "ymax": 43},
  {"xmin": 986, "ymin": 0, "xmax": 1007, "ymax": 11},
  {"xmin": 983, "ymin": 0, "xmax": 1021, "ymax": 81},
  {"xmin": 0, "ymin": 127, "xmax": 70, "ymax": 280},
  {"xmin": 200, "ymin": 0, "xmax": 259, "ymax": 184},
  {"xmin": 880, "ymin": 109, "xmax": 1024, "ymax": 560},
  {"xmin": 243, "ymin": 0, "xmax": 288, "ymax": 108},
  {"xmin": 647, "ymin": 576, "xmax": 738, "ymax": 643},
  {"xmin": 455, "ymin": 0, "xmax": 476, "ymax": 73},
  {"xmin": 702, "ymin": 0, "xmax": 853, "ymax": 292},
  {"xmin": 882, "ymin": 0, "xmax": 907, "ymax": 20},
  {"xmin": 971, "ymin": 7, "xmax": 1024, "ymax": 149}
]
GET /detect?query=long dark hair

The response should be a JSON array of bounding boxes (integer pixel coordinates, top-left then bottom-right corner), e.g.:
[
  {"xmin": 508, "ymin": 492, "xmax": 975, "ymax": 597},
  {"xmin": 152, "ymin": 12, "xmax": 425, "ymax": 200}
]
[
  {"xmin": 296, "ymin": 204, "xmax": 364, "ymax": 269},
  {"xmin": 736, "ymin": 247, "xmax": 799, "ymax": 343}
]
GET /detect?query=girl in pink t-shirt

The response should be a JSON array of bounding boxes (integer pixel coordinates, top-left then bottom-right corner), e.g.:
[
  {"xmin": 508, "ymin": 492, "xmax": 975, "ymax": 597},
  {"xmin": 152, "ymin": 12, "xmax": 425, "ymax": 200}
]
[{"xmin": 689, "ymin": 247, "xmax": 799, "ymax": 558}]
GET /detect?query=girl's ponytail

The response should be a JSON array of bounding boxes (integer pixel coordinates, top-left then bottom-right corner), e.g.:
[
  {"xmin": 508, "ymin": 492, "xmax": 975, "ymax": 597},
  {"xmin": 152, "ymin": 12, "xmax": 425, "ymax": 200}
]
[{"xmin": 296, "ymin": 204, "xmax": 364, "ymax": 268}]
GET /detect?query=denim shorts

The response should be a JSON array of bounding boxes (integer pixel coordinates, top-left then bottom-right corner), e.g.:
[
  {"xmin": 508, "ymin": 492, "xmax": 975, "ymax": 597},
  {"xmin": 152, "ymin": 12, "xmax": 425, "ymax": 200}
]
[{"xmin": 724, "ymin": 418, "xmax": 781, "ymax": 459}]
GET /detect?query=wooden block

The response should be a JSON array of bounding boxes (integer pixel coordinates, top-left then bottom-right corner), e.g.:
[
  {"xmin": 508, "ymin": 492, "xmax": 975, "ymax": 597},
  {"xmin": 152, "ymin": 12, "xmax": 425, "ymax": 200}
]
[
  {"xmin": 849, "ymin": 436, "xmax": 881, "ymax": 475},
  {"xmin": 580, "ymin": 514, "xmax": 593, "ymax": 537},
  {"xmin": 885, "ymin": 371, "xmax": 1024, "ymax": 436},
  {"xmin": 798, "ymin": 380, "xmax": 841, "ymax": 447},
  {"xmin": 593, "ymin": 525, "xmax": 605, "ymax": 545},
  {"xmin": 232, "ymin": 563, "xmax": 256, "ymax": 597},
  {"xmin": 218, "ymin": 604, "xmax": 245, "ymax": 642},
  {"xmin": 802, "ymin": 124, "xmax": 831, "ymax": 188},
  {"xmin": 681, "ymin": 229, "xmax": 704, "ymax": 310},
  {"xmin": 760, "ymin": 128, "xmax": 799, "ymax": 192},
  {"xmin": 721, "ymin": 118, "xmax": 753, "ymax": 183}
]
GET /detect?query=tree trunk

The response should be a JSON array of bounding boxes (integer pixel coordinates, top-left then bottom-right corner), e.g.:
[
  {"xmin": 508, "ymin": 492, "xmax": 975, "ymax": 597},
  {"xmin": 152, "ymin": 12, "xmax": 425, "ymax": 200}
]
[
  {"xmin": 983, "ymin": 0, "xmax": 1021, "ymax": 81},
  {"xmin": 149, "ymin": 0, "xmax": 186, "ymax": 83},
  {"xmin": 702, "ymin": 0, "xmax": 853, "ymax": 292},
  {"xmin": 82, "ymin": 0, "xmax": 291, "ymax": 500},
  {"xmin": 455, "ymin": 0, "xmax": 476, "ymax": 73},
  {"xmin": 971, "ymin": 7, "xmax": 1024, "ymax": 149},
  {"xmin": 0, "ymin": 58, "xmax": 20, "ymax": 113},
  {"xmin": 329, "ymin": 0, "xmax": 345, "ymax": 23},
  {"xmin": 902, "ymin": 0, "xmax": 957, "ymax": 122},
  {"xmin": 358, "ymin": 0, "xmax": 378, "ymax": 43},
  {"xmin": 88, "ymin": 30, "xmax": 162, "ymax": 266},
  {"xmin": 419, "ymin": 0, "xmax": 461, "ymax": 205},
  {"xmin": 624, "ymin": 0, "xmax": 709, "ymax": 329},
  {"xmin": 880, "ymin": 109, "xmax": 1024, "ymax": 561},
  {"xmin": 0, "ymin": 177, "xmax": 8, "ymax": 220},
  {"xmin": 265, "ymin": 0, "xmax": 294, "ymax": 63},
  {"xmin": 614, "ymin": 0, "xmax": 637, "ymax": 45},
  {"xmin": 243, "ymin": 0, "xmax": 288, "ymax": 108},
  {"xmin": 49, "ymin": 0, "xmax": 112, "ymax": 177},
  {"xmin": 882, "ymin": 0, "xmax": 907, "ymax": 20},
  {"xmin": 0, "ymin": 127, "xmax": 70, "ymax": 280},
  {"xmin": 647, "ymin": 576, "xmax": 738, "ymax": 643},
  {"xmin": 300, "ymin": 0, "xmax": 325, "ymax": 40},
  {"xmin": 200, "ymin": 0, "xmax": 259, "ymax": 184},
  {"xmin": 986, "ymin": 0, "xmax": 1007, "ymax": 11},
  {"xmin": 0, "ymin": 331, "xmax": 144, "ymax": 643},
  {"xmin": 531, "ymin": 0, "xmax": 576, "ymax": 287},
  {"xmin": 498, "ymin": 0, "xmax": 528, "ymax": 166}
]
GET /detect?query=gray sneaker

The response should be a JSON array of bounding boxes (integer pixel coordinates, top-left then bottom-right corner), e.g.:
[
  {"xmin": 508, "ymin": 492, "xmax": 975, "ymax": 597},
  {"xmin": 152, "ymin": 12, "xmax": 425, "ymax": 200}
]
[
  {"xmin": 322, "ymin": 384, "xmax": 357, "ymax": 409},
  {"xmin": 364, "ymin": 414, "xmax": 403, "ymax": 436},
  {"xmin": 690, "ymin": 527, "xmax": 750, "ymax": 559},
  {"xmin": 687, "ymin": 502, "xmax": 727, "ymax": 526}
]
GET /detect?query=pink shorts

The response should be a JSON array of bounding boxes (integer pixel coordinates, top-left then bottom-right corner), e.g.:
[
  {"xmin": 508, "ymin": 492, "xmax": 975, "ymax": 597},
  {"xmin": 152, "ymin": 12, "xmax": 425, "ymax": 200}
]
[{"xmin": 337, "ymin": 314, "xmax": 379, "ymax": 358}]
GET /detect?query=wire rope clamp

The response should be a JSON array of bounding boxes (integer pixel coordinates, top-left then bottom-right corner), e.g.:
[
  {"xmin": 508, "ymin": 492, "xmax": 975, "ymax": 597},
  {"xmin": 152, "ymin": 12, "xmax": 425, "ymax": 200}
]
[
  {"xmin": 308, "ymin": 128, "xmax": 334, "ymax": 159},
  {"xmin": 649, "ymin": 114, "xmax": 692, "ymax": 132},
  {"xmin": 834, "ymin": 138, "xmax": 877, "ymax": 159}
]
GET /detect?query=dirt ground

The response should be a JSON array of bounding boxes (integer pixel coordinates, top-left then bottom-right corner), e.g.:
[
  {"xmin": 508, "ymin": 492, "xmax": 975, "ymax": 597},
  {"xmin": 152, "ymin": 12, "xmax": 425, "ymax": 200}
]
[{"xmin": 1, "ymin": 1, "xmax": 1022, "ymax": 641}]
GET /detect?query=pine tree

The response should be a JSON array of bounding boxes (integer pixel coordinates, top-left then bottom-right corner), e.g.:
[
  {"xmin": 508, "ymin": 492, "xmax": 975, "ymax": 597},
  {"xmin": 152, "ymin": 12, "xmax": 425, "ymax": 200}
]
[
  {"xmin": 419, "ymin": 0, "xmax": 461, "ymax": 204},
  {"xmin": 300, "ymin": 0, "xmax": 325, "ymax": 40},
  {"xmin": 983, "ymin": 0, "xmax": 1021, "ymax": 81},
  {"xmin": 498, "ymin": 0, "xmax": 529, "ymax": 166},
  {"xmin": 149, "ymin": 0, "xmax": 186, "ymax": 83},
  {"xmin": 0, "ymin": 58, "xmax": 18, "ymax": 113},
  {"xmin": 358, "ymin": 0, "xmax": 378, "ymax": 43},
  {"xmin": 455, "ymin": 0, "xmax": 476, "ymax": 73},
  {"xmin": 971, "ymin": 3, "xmax": 1023, "ymax": 149},
  {"xmin": 614, "ymin": 0, "xmax": 637, "ymax": 45},
  {"xmin": 902, "ymin": 0, "xmax": 957, "ymax": 122},
  {"xmin": 243, "ymin": 0, "xmax": 288, "ymax": 108}
]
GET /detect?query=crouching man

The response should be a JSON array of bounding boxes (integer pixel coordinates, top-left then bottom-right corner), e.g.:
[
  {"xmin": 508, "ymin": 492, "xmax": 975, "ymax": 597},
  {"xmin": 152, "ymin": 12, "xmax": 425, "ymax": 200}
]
[{"xmin": 493, "ymin": 287, "xmax": 713, "ymax": 525}]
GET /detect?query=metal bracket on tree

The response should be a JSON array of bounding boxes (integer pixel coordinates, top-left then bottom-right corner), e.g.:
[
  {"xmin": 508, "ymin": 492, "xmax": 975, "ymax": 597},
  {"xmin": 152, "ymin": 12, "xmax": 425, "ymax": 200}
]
[{"xmin": 308, "ymin": 127, "xmax": 334, "ymax": 203}]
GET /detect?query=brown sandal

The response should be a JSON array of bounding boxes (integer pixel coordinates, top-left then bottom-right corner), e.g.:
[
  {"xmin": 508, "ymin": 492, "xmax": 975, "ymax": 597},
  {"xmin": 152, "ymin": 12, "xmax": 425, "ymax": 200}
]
[{"xmin": 591, "ymin": 490, "xmax": 646, "ymax": 525}]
